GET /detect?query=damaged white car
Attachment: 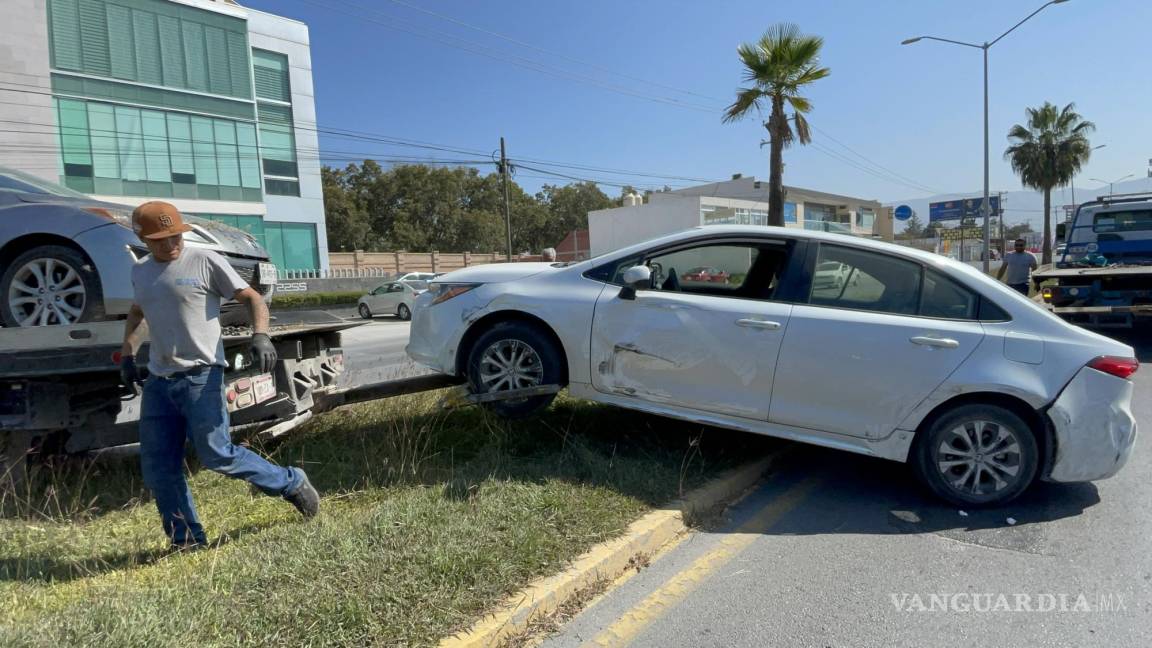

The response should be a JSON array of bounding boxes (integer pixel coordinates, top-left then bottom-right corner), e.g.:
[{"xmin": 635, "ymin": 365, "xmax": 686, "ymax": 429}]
[{"xmin": 407, "ymin": 226, "xmax": 1138, "ymax": 506}]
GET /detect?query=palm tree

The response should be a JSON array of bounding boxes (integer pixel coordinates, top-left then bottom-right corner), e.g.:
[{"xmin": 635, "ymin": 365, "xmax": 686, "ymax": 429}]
[
  {"xmin": 1004, "ymin": 102, "xmax": 1095, "ymax": 264},
  {"xmin": 722, "ymin": 24, "xmax": 830, "ymax": 227}
]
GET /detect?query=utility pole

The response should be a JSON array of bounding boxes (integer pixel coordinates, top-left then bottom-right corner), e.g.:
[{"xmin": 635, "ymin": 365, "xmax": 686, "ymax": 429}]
[{"xmin": 500, "ymin": 137, "xmax": 513, "ymax": 262}]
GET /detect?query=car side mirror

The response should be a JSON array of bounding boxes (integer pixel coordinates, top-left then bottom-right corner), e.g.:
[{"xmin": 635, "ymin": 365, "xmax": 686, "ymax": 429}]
[
  {"xmin": 619, "ymin": 265, "xmax": 652, "ymax": 301},
  {"xmin": 1055, "ymin": 222, "xmax": 1066, "ymax": 243}
]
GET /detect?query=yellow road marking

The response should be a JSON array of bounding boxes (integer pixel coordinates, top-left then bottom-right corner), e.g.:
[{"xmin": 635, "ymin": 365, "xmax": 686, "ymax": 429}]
[{"xmin": 581, "ymin": 476, "xmax": 823, "ymax": 648}]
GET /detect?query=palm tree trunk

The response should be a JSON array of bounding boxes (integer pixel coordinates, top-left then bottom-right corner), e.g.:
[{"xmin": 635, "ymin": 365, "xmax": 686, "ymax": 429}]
[
  {"xmin": 767, "ymin": 97, "xmax": 786, "ymax": 227},
  {"xmin": 1041, "ymin": 188, "xmax": 1052, "ymax": 265}
]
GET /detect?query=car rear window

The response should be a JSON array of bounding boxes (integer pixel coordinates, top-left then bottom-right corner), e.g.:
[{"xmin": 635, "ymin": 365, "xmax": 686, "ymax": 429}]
[{"xmin": 1094, "ymin": 210, "xmax": 1152, "ymax": 233}]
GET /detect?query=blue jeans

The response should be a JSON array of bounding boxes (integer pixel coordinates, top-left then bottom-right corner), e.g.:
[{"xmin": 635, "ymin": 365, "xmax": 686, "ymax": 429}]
[
  {"xmin": 139, "ymin": 366, "xmax": 301, "ymax": 545},
  {"xmin": 1009, "ymin": 282, "xmax": 1030, "ymax": 296}
]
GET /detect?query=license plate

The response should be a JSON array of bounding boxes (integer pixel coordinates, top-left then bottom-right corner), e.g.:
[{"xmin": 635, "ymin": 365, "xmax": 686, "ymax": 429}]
[
  {"xmin": 258, "ymin": 262, "xmax": 278, "ymax": 285},
  {"xmin": 252, "ymin": 374, "xmax": 276, "ymax": 404}
]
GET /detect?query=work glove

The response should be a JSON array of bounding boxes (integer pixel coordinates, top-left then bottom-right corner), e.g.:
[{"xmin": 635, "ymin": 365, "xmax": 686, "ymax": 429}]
[
  {"xmin": 250, "ymin": 333, "xmax": 277, "ymax": 374},
  {"xmin": 119, "ymin": 355, "xmax": 142, "ymax": 398}
]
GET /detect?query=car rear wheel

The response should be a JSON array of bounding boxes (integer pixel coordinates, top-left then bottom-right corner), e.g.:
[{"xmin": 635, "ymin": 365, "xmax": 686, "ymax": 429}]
[
  {"xmin": 358, "ymin": 303, "xmax": 372, "ymax": 319},
  {"xmin": 1, "ymin": 245, "xmax": 104, "ymax": 327},
  {"xmin": 465, "ymin": 321, "xmax": 564, "ymax": 418},
  {"xmin": 912, "ymin": 404, "xmax": 1039, "ymax": 507},
  {"xmin": 397, "ymin": 303, "xmax": 411, "ymax": 321}
]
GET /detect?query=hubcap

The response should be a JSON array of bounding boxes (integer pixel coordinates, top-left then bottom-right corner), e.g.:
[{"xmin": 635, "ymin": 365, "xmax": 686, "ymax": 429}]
[
  {"xmin": 478, "ymin": 339, "xmax": 544, "ymax": 392},
  {"xmin": 935, "ymin": 420, "xmax": 1023, "ymax": 496},
  {"xmin": 7, "ymin": 258, "xmax": 86, "ymax": 326}
]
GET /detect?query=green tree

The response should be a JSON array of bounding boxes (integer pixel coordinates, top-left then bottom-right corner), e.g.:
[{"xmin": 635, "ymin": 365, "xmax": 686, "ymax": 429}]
[
  {"xmin": 722, "ymin": 23, "xmax": 830, "ymax": 226},
  {"xmin": 1004, "ymin": 102, "xmax": 1095, "ymax": 264},
  {"xmin": 321, "ymin": 165, "xmax": 373, "ymax": 251},
  {"xmin": 899, "ymin": 212, "xmax": 925, "ymax": 239},
  {"xmin": 536, "ymin": 181, "xmax": 612, "ymax": 247},
  {"xmin": 1004, "ymin": 221, "xmax": 1034, "ymax": 242}
]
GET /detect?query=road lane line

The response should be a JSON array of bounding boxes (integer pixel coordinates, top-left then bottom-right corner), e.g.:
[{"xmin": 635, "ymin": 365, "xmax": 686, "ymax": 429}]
[{"xmin": 580, "ymin": 475, "xmax": 823, "ymax": 648}]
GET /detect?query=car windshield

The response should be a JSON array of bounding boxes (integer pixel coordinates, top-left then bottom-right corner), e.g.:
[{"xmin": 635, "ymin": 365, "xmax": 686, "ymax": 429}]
[{"xmin": 0, "ymin": 166, "xmax": 91, "ymax": 199}]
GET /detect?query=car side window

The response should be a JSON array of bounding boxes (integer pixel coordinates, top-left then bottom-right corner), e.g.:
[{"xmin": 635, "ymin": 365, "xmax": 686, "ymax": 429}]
[
  {"xmin": 372, "ymin": 285, "xmax": 388, "ymax": 295},
  {"xmin": 388, "ymin": 283, "xmax": 405, "ymax": 293},
  {"xmin": 919, "ymin": 269, "xmax": 978, "ymax": 320},
  {"xmin": 808, "ymin": 244, "xmax": 921, "ymax": 315},
  {"xmin": 643, "ymin": 242, "xmax": 790, "ymax": 301}
]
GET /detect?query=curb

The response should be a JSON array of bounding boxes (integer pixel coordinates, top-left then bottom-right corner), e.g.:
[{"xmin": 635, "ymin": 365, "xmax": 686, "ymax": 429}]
[{"xmin": 438, "ymin": 450, "xmax": 785, "ymax": 648}]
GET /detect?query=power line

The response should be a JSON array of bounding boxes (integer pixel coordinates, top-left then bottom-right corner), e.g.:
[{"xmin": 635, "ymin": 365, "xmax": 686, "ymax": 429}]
[
  {"xmin": 805, "ymin": 140, "xmax": 938, "ymax": 195},
  {"xmin": 808, "ymin": 123, "xmax": 943, "ymax": 195}
]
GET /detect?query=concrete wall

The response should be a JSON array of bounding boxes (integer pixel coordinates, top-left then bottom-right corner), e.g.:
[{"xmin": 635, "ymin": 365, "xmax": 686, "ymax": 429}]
[
  {"xmin": 247, "ymin": 9, "xmax": 330, "ymax": 269},
  {"xmin": 589, "ymin": 195, "xmax": 701, "ymax": 256},
  {"xmin": 0, "ymin": 0, "xmax": 58, "ymax": 182},
  {"xmin": 327, "ymin": 250, "xmax": 510, "ymax": 275}
]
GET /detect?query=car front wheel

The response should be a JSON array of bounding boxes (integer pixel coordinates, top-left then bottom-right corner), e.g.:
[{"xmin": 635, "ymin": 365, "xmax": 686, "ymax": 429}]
[
  {"xmin": 358, "ymin": 303, "xmax": 372, "ymax": 319},
  {"xmin": 465, "ymin": 321, "xmax": 564, "ymax": 418},
  {"xmin": 912, "ymin": 404, "xmax": 1039, "ymax": 507},
  {"xmin": 1, "ymin": 245, "xmax": 104, "ymax": 327}
]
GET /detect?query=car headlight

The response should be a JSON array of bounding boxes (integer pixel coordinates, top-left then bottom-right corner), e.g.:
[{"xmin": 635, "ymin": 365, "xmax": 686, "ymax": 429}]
[{"xmin": 429, "ymin": 283, "xmax": 481, "ymax": 305}]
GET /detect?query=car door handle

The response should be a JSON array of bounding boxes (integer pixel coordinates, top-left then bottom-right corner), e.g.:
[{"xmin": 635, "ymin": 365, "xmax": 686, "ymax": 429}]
[
  {"xmin": 909, "ymin": 336, "xmax": 960, "ymax": 349},
  {"xmin": 736, "ymin": 318, "xmax": 781, "ymax": 330}
]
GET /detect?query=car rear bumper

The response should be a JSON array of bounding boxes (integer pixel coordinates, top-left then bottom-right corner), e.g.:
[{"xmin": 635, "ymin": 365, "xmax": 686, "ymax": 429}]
[{"xmin": 1046, "ymin": 366, "xmax": 1138, "ymax": 482}]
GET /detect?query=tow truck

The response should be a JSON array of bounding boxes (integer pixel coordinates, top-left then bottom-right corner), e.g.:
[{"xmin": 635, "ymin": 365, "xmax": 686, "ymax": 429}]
[{"xmin": 1034, "ymin": 192, "xmax": 1152, "ymax": 329}]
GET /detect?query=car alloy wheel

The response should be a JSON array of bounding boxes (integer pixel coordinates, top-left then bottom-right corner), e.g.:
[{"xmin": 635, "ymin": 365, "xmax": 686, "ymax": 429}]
[
  {"xmin": 478, "ymin": 339, "xmax": 543, "ymax": 393},
  {"xmin": 935, "ymin": 419, "xmax": 1024, "ymax": 497},
  {"xmin": 7, "ymin": 257, "xmax": 87, "ymax": 326},
  {"xmin": 358, "ymin": 303, "xmax": 372, "ymax": 319},
  {"xmin": 397, "ymin": 303, "xmax": 411, "ymax": 321}
]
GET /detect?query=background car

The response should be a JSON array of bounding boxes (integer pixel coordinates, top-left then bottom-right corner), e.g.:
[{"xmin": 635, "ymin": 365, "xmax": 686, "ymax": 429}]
[
  {"xmin": 358, "ymin": 280, "xmax": 423, "ymax": 320},
  {"xmin": 408, "ymin": 226, "xmax": 1138, "ymax": 507},
  {"xmin": 812, "ymin": 260, "xmax": 852, "ymax": 291},
  {"xmin": 0, "ymin": 166, "xmax": 275, "ymax": 327},
  {"xmin": 680, "ymin": 266, "xmax": 730, "ymax": 283}
]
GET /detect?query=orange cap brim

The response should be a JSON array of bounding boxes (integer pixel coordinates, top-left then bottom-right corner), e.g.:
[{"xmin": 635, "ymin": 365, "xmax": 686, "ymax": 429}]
[{"xmin": 142, "ymin": 223, "xmax": 194, "ymax": 239}]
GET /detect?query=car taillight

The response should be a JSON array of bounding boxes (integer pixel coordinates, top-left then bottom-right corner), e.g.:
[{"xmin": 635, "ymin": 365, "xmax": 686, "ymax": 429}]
[{"xmin": 1087, "ymin": 356, "xmax": 1139, "ymax": 380}]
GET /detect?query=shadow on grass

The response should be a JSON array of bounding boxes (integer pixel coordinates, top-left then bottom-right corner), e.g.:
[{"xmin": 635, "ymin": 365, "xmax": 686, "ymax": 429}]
[{"xmin": 2, "ymin": 391, "xmax": 775, "ymax": 583}]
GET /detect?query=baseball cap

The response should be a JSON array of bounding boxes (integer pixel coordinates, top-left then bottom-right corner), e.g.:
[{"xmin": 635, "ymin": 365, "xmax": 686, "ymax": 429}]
[{"xmin": 132, "ymin": 201, "xmax": 194, "ymax": 240}]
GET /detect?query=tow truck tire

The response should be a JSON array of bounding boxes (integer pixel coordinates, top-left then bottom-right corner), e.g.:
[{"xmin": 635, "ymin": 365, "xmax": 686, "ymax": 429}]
[
  {"xmin": 465, "ymin": 321, "xmax": 564, "ymax": 419},
  {"xmin": 1, "ymin": 245, "xmax": 105, "ymax": 327},
  {"xmin": 912, "ymin": 404, "xmax": 1039, "ymax": 508}
]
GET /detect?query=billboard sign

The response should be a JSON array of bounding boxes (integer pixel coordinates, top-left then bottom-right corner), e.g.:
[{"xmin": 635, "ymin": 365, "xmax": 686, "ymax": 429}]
[
  {"xmin": 929, "ymin": 196, "xmax": 1000, "ymax": 221},
  {"xmin": 939, "ymin": 227, "xmax": 984, "ymax": 241}
]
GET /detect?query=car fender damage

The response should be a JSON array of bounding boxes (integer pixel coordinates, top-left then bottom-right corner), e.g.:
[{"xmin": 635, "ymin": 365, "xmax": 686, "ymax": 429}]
[{"xmin": 1046, "ymin": 366, "xmax": 1137, "ymax": 482}]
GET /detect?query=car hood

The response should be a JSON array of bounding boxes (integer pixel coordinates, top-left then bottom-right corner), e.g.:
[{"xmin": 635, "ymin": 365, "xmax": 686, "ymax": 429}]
[
  {"xmin": 434, "ymin": 262, "xmax": 557, "ymax": 284},
  {"xmin": 15, "ymin": 192, "xmax": 269, "ymax": 260}
]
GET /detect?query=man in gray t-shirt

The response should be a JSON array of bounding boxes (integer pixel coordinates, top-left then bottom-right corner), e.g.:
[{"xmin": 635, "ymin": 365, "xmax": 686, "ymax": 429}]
[
  {"xmin": 119, "ymin": 201, "xmax": 319, "ymax": 550},
  {"xmin": 996, "ymin": 238, "xmax": 1038, "ymax": 295}
]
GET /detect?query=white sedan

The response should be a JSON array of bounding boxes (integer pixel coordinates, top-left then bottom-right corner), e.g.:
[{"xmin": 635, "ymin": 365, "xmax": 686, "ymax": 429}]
[
  {"xmin": 357, "ymin": 280, "xmax": 423, "ymax": 321},
  {"xmin": 407, "ymin": 226, "xmax": 1138, "ymax": 506}
]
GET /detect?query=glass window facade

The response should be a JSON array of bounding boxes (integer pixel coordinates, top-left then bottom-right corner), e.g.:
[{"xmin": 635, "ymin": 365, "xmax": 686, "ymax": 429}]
[
  {"xmin": 856, "ymin": 207, "xmax": 875, "ymax": 230},
  {"xmin": 253, "ymin": 49, "xmax": 291, "ymax": 102},
  {"xmin": 48, "ymin": 0, "xmax": 251, "ymax": 99},
  {"xmin": 53, "ymin": 98, "xmax": 263, "ymax": 201},
  {"xmin": 701, "ymin": 205, "xmax": 770, "ymax": 226},
  {"xmin": 193, "ymin": 215, "xmax": 318, "ymax": 270}
]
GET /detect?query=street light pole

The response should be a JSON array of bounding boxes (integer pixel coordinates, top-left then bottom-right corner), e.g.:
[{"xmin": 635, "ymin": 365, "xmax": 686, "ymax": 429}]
[
  {"xmin": 1090, "ymin": 174, "xmax": 1134, "ymax": 197},
  {"xmin": 1071, "ymin": 144, "xmax": 1107, "ymax": 207},
  {"xmin": 902, "ymin": 0, "xmax": 1070, "ymax": 273}
]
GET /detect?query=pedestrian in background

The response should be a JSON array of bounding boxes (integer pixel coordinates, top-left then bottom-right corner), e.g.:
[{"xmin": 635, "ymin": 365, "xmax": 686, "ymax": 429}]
[
  {"xmin": 996, "ymin": 237, "xmax": 1038, "ymax": 296},
  {"xmin": 120, "ymin": 201, "xmax": 319, "ymax": 550}
]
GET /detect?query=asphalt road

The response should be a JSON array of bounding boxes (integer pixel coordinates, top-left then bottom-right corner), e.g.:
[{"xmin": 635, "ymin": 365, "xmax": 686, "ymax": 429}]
[
  {"xmin": 542, "ymin": 332, "xmax": 1152, "ymax": 648},
  {"xmin": 334, "ymin": 316, "xmax": 433, "ymax": 387}
]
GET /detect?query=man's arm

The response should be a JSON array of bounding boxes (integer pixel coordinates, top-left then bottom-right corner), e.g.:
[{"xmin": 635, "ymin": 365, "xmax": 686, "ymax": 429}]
[
  {"xmin": 996, "ymin": 260, "xmax": 1007, "ymax": 281},
  {"xmin": 121, "ymin": 303, "xmax": 148, "ymax": 357},
  {"xmin": 1030, "ymin": 254, "xmax": 1038, "ymax": 271},
  {"xmin": 234, "ymin": 287, "xmax": 270, "ymax": 334}
]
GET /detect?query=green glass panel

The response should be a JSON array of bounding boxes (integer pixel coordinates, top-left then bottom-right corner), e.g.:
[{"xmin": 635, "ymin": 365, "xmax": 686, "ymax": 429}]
[
  {"xmin": 242, "ymin": 187, "xmax": 263, "ymax": 202},
  {"xmin": 165, "ymin": 113, "xmax": 194, "ymax": 176},
  {"xmin": 219, "ymin": 186, "xmax": 243, "ymax": 201},
  {"xmin": 265, "ymin": 179, "xmax": 299, "ymax": 196},
  {"xmin": 78, "ymin": 0, "xmax": 110, "ymax": 75},
  {"xmin": 52, "ymin": 74, "xmax": 255, "ymax": 120},
  {"xmin": 235, "ymin": 123, "xmax": 261, "ymax": 189},
  {"xmin": 133, "ymin": 10, "xmax": 162, "ymax": 85},
  {"xmin": 122, "ymin": 179, "xmax": 149, "ymax": 195},
  {"xmin": 279, "ymin": 222, "xmax": 318, "ymax": 270},
  {"xmin": 252, "ymin": 49, "xmax": 290, "ymax": 102},
  {"xmin": 57, "ymin": 98, "xmax": 92, "ymax": 167},
  {"xmin": 172, "ymin": 182, "xmax": 196, "ymax": 198},
  {"xmin": 157, "ymin": 15, "xmax": 184, "ymax": 86},
  {"xmin": 213, "ymin": 119, "xmax": 240, "ymax": 187},
  {"xmin": 93, "ymin": 177, "xmax": 123, "ymax": 194},
  {"xmin": 64, "ymin": 175, "xmax": 95, "ymax": 192},
  {"xmin": 227, "ymin": 32, "xmax": 252, "ymax": 100},
  {"xmin": 114, "ymin": 105, "xmax": 145, "ymax": 180},
  {"xmin": 264, "ymin": 223, "xmax": 285, "ymax": 269},
  {"xmin": 234, "ymin": 215, "xmax": 265, "ymax": 243},
  {"xmin": 182, "ymin": 22, "xmax": 207, "ymax": 91},
  {"xmin": 49, "ymin": 0, "xmax": 83, "ymax": 71},
  {"xmin": 86, "ymin": 102, "xmax": 119, "ymax": 178},
  {"xmin": 141, "ymin": 109, "xmax": 171, "ymax": 182},
  {"xmin": 106, "ymin": 4, "xmax": 136, "ymax": 80},
  {"xmin": 196, "ymin": 184, "xmax": 219, "ymax": 200},
  {"xmin": 189, "ymin": 116, "xmax": 217, "ymax": 185},
  {"xmin": 204, "ymin": 26, "xmax": 231, "ymax": 96}
]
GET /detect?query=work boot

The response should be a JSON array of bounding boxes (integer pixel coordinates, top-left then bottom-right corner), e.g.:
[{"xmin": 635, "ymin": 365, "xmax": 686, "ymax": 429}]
[{"xmin": 285, "ymin": 468, "xmax": 319, "ymax": 518}]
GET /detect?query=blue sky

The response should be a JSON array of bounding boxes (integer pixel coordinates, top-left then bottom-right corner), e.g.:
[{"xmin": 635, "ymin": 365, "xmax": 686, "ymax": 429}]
[{"xmin": 245, "ymin": 0, "xmax": 1151, "ymax": 205}]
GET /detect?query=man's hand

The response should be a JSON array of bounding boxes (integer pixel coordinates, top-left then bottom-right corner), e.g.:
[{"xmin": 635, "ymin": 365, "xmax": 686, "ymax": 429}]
[
  {"xmin": 120, "ymin": 355, "xmax": 142, "ymax": 395},
  {"xmin": 250, "ymin": 333, "xmax": 277, "ymax": 373}
]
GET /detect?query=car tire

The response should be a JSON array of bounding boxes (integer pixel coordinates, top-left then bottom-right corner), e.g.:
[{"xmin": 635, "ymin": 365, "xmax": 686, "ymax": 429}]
[
  {"xmin": 912, "ymin": 404, "xmax": 1039, "ymax": 508},
  {"xmin": 358, "ymin": 303, "xmax": 372, "ymax": 320},
  {"xmin": 465, "ymin": 320, "xmax": 564, "ymax": 419},
  {"xmin": 397, "ymin": 303, "xmax": 411, "ymax": 321},
  {"xmin": 1, "ymin": 245, "xmax": 105, "ymax": 327}
]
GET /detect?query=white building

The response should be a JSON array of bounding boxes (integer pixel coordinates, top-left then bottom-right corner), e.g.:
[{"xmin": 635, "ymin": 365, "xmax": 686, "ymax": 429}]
[
  {"xmin": 0, "ymin": 0, "xmax": 328, "ymax": 270},
  {"xmin": 589, "ymin": 176, "xmax": 893, "ymax": 256}
]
